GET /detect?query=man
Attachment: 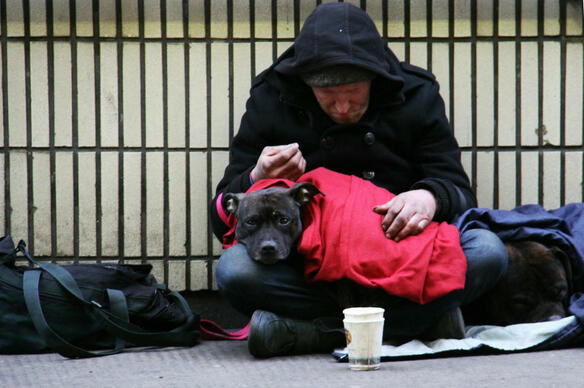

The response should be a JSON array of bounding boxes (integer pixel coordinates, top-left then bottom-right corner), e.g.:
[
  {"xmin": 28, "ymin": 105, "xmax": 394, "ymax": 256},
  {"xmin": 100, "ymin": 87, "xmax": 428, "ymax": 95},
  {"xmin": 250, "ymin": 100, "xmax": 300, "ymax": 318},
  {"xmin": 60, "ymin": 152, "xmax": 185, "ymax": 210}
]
[{"xmin": 210, "ymin": 3, "xmax": 508, "ymax": 358}]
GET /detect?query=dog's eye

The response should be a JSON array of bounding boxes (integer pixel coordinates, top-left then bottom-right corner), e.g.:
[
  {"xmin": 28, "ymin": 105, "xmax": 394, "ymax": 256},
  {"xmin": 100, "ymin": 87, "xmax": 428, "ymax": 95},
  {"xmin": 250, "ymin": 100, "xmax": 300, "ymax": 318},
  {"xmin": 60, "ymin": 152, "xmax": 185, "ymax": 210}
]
[
  {"xmin": 553, "ymin": 285, "xmax": 568, "ymax": 300},
  {"xmin": 511, "ymin": 296, "xmax": 533, "ymax": 311},
  {"xmin": 279, "ymin": 216, "xmax": 290, "ymax": 225},
  {"xmin": 245, "ymin": 217, "xmax": 258, "ymax": 226}
]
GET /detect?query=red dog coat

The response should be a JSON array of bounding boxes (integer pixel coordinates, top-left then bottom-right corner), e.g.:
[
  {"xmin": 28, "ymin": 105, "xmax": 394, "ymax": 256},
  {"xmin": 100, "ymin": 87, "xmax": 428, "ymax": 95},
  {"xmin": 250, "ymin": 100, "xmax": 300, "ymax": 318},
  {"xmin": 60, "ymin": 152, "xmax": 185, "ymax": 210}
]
[{"xmin": 221, "ymin": 168, "xmax": 466, "ymax": 304}]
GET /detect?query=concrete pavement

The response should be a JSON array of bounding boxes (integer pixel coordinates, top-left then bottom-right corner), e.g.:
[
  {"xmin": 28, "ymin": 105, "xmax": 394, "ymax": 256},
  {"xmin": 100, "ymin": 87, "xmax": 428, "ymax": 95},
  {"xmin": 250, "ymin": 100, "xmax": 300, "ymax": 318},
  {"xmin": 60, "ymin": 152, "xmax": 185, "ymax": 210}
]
[
  {"xmin": 2, "ymin": 340, "xmax": 584, "ymax": 388},
  {"xmin": 2, "ymin": 291, "xmax": 584, "ymax": 388}
]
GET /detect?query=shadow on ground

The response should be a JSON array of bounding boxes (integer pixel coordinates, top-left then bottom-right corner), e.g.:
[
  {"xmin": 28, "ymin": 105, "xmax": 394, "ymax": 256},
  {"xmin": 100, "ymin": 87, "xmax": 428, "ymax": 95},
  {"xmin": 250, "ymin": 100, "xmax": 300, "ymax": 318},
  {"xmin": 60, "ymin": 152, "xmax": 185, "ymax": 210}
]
[{"xmin": 181, "ymin": 290, "xmax": 249, "ymax": 329}]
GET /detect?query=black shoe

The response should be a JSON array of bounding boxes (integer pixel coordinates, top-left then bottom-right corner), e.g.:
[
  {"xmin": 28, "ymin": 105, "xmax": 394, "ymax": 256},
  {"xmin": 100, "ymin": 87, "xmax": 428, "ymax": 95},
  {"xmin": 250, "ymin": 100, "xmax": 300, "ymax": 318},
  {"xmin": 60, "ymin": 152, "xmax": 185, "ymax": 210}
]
[
  {"xmin": 247, "ymin": 310, "xmax": 346, "ymax": 358},
  {"xmin": 421, "ymin": 307, "xmax": 466, "ymax": 341}
]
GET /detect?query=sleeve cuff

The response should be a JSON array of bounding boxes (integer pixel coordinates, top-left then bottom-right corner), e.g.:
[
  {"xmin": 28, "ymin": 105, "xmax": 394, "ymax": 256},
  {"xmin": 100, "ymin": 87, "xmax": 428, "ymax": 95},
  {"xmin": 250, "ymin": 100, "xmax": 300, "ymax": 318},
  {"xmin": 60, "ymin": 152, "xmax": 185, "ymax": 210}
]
[{"xmin": 411, "ymin": 179, "xmax": 448, "ymax": 221}]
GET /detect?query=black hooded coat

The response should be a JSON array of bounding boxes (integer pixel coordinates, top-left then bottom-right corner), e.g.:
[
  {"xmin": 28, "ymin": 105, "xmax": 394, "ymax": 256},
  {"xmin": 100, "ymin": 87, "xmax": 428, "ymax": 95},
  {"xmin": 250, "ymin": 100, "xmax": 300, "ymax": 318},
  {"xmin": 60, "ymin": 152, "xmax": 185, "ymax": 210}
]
[{"xmin": 210, "ymin": 3, "xmax": 476, "ymax": 240}]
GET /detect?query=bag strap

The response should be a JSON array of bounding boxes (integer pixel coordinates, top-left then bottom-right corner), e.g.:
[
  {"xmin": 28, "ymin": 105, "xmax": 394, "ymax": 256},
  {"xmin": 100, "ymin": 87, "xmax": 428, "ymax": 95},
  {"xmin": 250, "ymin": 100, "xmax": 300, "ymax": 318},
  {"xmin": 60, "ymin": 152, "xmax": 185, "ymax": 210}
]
[
  {"xmin": 23, "ymin": 270, "xmax": 126, "ymax": 358},
  {"xmin": 19, "ymin": 241, "xmax": 199, "ymax": 358},
  {"xmin": 19, "ymin": 239, "xmax": 245, "ymax": 342},
  {"xmin": 18, "ymin": 240, "xmax": 89, "ymax": 305},
  {"xmin": 88, "ymin": 295, "xmax": 199, "ymax": 347}
]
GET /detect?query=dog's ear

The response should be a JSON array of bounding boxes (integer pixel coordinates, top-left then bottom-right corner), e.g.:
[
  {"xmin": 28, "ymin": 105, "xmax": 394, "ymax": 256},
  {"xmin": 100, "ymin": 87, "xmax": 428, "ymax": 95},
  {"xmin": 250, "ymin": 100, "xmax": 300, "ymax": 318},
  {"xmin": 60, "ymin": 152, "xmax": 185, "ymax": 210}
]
[
  {"xmin": 551, "ymin": 245, "xmax": 573, "ymax": 296},
  {"xmin": 288, "ymin": 182, "xmax": 324, "ymax": 207},
  {"xmin": 223, "ymin": 193, "xmax": 245, "ymax": 215}
]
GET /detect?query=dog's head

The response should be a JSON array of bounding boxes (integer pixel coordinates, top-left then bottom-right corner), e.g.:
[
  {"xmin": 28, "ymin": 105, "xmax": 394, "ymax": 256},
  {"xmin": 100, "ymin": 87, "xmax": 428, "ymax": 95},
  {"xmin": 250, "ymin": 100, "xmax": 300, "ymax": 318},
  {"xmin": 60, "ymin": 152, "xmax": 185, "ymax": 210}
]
[
  {"xmin": 479, "ymin": 240, "xmax": 572, "ymax": 326},
  {"xmin": 223, "ymin": 182, "xmax": 322, "ymax": 264}
]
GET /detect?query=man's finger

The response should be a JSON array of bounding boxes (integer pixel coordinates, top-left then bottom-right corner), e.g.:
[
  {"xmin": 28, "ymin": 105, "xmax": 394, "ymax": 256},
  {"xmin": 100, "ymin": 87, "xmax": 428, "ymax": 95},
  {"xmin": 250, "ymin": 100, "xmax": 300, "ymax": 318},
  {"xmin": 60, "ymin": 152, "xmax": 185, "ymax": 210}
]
[
  {"xmin": 263, "ymin": 142, "xmax": 298, "ymax": 156},
  {"xmin": 278, "ymin": 152, "xmax": 307, "ymax": 180},
  {"xmin": 270, "ymin": 150, "xmax": 302, "ymax": 173},
  {"xmin": 267, "ymin": 143, "xmax": 300, "ymax": 165},
  {"xmin": 372, "ymin": 204, "xmax": 388, "ymax": 214},
  {"xmin": 393, "ymin": 215, "xmax": 423, "ymax": 242},
  {"xmin": 380, "ymin": 198, "xmax": 404, "ymax": 231},
  {"xmin": 384, "ymin": 212, "xmax": 408, "ymax": 239},
  {"xmin": 289, "ymin": 148, "xmax": 305, "ymax": 166},
  {"xmin": 298, "ymin": 157, "xmax": 307, "ymax": 174}
]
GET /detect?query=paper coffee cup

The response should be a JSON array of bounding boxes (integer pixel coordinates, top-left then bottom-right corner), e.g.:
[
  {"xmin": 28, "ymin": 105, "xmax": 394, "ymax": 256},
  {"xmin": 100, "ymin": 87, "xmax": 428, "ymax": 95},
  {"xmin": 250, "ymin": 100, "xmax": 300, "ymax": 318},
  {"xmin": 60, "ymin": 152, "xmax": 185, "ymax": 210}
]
[{"xmin": 343, "ymin": 307, "xmax": 385, "ymax": 371}]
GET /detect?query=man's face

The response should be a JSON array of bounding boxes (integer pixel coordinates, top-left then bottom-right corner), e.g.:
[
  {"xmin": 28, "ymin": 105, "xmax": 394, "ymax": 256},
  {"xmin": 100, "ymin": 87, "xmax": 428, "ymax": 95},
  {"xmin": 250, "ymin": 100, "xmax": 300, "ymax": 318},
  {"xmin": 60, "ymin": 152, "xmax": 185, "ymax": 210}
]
[{"xmin": 311, "ymin": 80, "xmax": 372, "ymax": 124}]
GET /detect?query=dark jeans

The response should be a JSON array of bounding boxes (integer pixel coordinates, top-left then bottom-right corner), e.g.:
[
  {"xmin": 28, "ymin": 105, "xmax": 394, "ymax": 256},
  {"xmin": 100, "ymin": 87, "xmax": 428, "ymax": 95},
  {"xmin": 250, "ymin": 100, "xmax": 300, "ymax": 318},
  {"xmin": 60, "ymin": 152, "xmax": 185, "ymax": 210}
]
[{"xmin": 215, "ymin": 228, "xmax": 508, "ymax": 340}]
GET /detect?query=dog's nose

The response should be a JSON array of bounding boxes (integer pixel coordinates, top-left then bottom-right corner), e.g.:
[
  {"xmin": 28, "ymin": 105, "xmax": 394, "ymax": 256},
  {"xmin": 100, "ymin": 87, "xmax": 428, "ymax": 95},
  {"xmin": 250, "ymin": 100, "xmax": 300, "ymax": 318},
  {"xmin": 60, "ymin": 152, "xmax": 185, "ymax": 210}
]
[{"xmin": 260, "ymin": 241, "xmax": 277, "ymax": 254}]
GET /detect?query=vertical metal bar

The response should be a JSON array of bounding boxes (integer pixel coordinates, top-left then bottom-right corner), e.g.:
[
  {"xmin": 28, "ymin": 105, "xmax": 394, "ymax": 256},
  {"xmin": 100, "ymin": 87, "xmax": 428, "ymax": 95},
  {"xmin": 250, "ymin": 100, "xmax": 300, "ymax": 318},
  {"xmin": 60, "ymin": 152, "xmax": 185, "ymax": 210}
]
[
  {"xmin": 581, "ymin": 7, "xmax": 584, "ymax": 201},
  {"xmin": 205, "ymin": 0, "xmax": 214, "ymax": 288},
  {"xmin": 493, "ymin": 0, "xmax": 500, "ymax": 209},
  {"xmin": 93, "ymin": 0, "xmax": 102, "ymax": 262},
  {"xmin": 294, "ymin": 0, "xmax": 300, "ymax": 37},
  {"xmin": 47, "ymin": 0, "xmax": 56, "ymax": 258},
  {"xmin": 70, "ymin": 0, "xmax": 79, "ymax": 262},
  {"xmin": 1, "ymin": 0, "xmax": 9, "ymax": 234},
  {"xmin": 139, "ymin": 0, "xmax": 147, "ymax": 263},
  {"xmin": 404, "ymin": 0, "xmax": 410, "ymax": 63},
  {"xmin": 271, "ymin": 0, "xmax": 277, "ymax": 61},
  {"xmin": 559, "ymin": 0, "xmax": 567, "ymax": 206},
  {"xmin": 537, "ymin": 0, "xmax": 544, "ymax": 205},
  {"xmin": 116, "ymin": 0, "xmax": 124, "ymax": 263},
  {"xmin": 23, "ymin": 0, "xmax": 34, "ymax": 252},
  {"xmin": 0, "ymin": 1, "xmax": 11, "ymax": 235},
  {"xmin": 182, "ymin": 0, "xmax": 192, "ymax": 290},
  {"xmin": 448, "ymin": 0, "xmax": 455, "ymax": 137},
  {"xmin": 228, "ymin": 0, "xmax": 234, "ymax": 143},
  {"xmin": 514, "ymin": 0, "xmax": 522, "ymax": 207},
  {"xmin": 161, "ymin": 0, "xmax": 170, "ymax": 284},
  {"xmin": 250, "ymin": 0, "xmax": 256, "ymax": 78},
  {"xmin": 470, "ymin": 0, "xmax": 478, "ymax": 197},
  {"xmin": 381, "ymin": 0, "xmax": 388, "ymax": 42},
  {"xmin": 426, "ymin": 0, "xmax": 433, "ymax": 73}
]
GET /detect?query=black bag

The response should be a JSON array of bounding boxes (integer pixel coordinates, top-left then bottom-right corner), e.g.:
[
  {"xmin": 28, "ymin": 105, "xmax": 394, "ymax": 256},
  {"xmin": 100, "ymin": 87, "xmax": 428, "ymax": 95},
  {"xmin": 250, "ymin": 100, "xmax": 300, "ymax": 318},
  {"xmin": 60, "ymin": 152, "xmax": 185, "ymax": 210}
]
[{"xmin": 0, "ymin": 235, "xmax": 200, "ymax": 358}]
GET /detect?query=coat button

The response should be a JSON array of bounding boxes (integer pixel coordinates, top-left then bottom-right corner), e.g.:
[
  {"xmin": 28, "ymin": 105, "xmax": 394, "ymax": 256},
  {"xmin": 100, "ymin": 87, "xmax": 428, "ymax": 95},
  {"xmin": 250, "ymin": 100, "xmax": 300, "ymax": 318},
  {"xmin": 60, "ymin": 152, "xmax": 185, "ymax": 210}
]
[
  {"xmin": 362, "ymin": 170, "xmax": 375, "ymax": 180},
  {"xmin": 363, "ymin": 131, "xmax": 375, "ymax": 146},
  {"xmin": 321, "ymin": 136, "xmax": 335, "ymax": 150}
]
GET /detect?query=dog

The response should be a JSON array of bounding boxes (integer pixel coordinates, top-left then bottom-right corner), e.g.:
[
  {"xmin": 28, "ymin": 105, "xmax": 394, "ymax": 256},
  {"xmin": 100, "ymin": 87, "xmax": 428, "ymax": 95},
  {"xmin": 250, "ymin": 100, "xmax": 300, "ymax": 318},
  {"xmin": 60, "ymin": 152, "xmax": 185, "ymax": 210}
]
[
  {"xmin": 223, "ymin": 182, "xmax": 392, "ymax": 309},
  {"xmin": 464, "ymin": 240, "xmax": 573, "ymax": 326},
  {"xmin": 223, "ymin": 183, "xmax": 322, "ymax": 264}
]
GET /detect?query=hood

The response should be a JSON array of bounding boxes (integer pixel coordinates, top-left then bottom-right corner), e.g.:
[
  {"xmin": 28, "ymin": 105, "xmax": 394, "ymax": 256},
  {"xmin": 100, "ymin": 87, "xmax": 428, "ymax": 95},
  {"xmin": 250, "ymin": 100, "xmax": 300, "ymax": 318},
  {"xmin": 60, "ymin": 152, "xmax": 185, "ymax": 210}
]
[{"xmin": 274, "ymin": 3, "xmax": 403, "ymax": 90}]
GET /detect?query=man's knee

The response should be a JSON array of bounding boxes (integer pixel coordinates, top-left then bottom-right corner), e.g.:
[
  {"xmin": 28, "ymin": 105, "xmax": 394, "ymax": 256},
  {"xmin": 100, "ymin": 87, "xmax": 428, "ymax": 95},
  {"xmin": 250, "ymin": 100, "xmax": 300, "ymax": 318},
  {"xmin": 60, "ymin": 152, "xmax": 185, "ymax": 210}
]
[
  {"xmin": 461, "ymin": 229, "xmax": 508, "ymax": 274},
  {"xmin": 216, "ymin": 244, "xmax": 260, "ymax": 293},
  {"xmin": 460, "ymin": 228, "xmax": 509, "ymax": 303}
]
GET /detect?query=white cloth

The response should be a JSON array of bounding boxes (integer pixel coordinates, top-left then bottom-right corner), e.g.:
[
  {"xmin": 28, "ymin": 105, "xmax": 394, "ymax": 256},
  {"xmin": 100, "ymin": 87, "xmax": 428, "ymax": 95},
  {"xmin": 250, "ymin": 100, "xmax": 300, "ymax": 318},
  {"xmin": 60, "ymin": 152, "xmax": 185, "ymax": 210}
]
[{"xmin": 335, "ymin": 316, "xmax": 576, "ymax": 360}]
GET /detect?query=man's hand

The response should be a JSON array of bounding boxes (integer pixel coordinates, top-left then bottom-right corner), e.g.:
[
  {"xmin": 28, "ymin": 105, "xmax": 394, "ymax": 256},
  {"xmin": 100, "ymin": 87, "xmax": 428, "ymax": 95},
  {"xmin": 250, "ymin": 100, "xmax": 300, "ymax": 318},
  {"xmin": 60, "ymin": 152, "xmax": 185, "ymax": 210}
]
[
  {"xmin": 251, "ymin": 143, "xmax": 306, "ymax": 182},
  {"xmin": 373, "ymin": 189, "xmax": 437, "ymax": 242}
]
